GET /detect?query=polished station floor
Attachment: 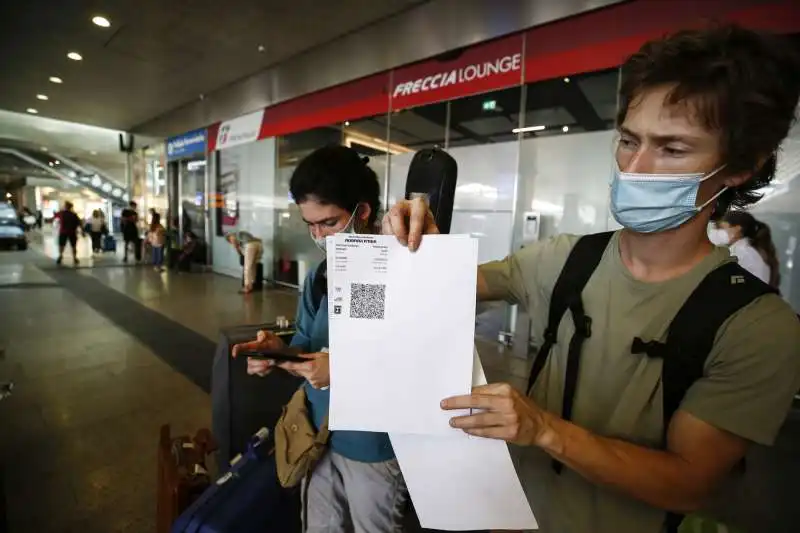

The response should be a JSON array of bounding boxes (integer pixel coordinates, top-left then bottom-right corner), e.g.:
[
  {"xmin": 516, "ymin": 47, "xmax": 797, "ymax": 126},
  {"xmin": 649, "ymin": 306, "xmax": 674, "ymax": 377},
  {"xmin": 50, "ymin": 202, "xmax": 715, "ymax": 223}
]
[{"xmin": 0, "ymin": 233, "xmax": 529, "ymax": 533}]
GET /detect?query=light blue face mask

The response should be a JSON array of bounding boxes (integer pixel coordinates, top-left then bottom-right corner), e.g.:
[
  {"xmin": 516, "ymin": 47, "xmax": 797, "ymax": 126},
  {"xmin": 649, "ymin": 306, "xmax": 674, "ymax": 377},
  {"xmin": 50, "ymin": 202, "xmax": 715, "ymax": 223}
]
[
  {"xmin": 311, "ymin": 208, "xmax": 358, "ymax": 253},
  {"xmin": 610, "ymin": 163, "xmax": 726, "ymax": 233}
]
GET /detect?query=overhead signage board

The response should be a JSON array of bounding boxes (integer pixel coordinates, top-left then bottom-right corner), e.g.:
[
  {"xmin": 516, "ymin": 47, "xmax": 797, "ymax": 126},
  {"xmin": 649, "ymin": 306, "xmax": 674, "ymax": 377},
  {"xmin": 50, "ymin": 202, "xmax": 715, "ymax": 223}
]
[
  {"xmin": 391, "ymin": 34, "xmax": 523, "ymax": 110},
  {"xmin": 215, "ymin": 110, "xmax": 265, "ymax": 151},
  {"xmin": 166, "ymin": 128, "xmax": 207, "ymax": 160}
]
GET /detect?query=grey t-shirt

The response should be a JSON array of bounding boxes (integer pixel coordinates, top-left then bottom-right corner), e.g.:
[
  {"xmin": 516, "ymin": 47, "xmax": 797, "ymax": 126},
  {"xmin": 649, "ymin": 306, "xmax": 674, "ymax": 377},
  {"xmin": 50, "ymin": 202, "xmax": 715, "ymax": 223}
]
[{"xmin": 479, "ymin": 231, "xmax": 800, "ymax": 533}]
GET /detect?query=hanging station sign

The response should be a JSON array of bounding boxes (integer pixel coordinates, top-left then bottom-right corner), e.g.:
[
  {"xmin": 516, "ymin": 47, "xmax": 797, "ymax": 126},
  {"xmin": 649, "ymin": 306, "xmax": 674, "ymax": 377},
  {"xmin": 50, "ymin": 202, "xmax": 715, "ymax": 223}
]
[{"xmin": 166, "ymin": 128, "xmax": 207, "ymax": 160}]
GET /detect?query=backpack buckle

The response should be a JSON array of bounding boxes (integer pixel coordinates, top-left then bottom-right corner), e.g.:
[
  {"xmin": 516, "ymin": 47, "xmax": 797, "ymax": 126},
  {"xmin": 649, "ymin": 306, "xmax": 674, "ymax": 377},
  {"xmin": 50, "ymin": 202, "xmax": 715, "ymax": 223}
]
[{"xmin": 576, "ymin": 316, "xmax": 592, "ymax": 338}]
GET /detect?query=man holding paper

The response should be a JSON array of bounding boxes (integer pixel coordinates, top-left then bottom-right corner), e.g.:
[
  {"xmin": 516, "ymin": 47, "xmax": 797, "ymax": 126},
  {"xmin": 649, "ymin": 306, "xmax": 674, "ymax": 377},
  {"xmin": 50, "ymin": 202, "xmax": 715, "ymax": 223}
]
[{"xmin": 383, "ymin": 25, "xmax": 800, "ymax": 533}]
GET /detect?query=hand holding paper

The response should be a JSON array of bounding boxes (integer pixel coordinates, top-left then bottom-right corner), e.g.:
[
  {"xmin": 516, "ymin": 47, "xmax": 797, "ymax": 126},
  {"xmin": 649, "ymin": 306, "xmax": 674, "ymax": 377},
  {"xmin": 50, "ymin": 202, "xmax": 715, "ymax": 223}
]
[{"xmin": 443, "ymin": 382, "xmax": 551, "ymax": 447}]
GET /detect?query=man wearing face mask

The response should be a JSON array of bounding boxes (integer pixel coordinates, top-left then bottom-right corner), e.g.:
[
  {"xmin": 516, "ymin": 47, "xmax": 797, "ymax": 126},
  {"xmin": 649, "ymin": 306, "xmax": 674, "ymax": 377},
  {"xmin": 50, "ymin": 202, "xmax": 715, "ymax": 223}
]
[
  {"xmin": 385, "ymin": 25, "xmax": 800, "ymax": 533},
  {"xmin": 233, "ymin": 145, "xmax": 407, "ymax": 533}
]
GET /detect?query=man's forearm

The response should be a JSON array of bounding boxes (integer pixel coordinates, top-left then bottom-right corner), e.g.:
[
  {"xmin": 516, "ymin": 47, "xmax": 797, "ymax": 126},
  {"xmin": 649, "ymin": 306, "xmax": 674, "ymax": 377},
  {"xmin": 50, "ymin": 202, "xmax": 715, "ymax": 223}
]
[{"xmin": 537, "ymin": 413, "xmax": 706, "ymax": 513}]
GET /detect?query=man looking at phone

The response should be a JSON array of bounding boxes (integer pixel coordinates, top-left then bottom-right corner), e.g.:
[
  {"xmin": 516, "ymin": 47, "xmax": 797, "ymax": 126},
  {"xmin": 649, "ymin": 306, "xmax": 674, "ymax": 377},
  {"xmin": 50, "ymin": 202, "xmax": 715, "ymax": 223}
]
[{"xmin": 384, "ymin": 26, "xmax": 800, "ymax": 533}]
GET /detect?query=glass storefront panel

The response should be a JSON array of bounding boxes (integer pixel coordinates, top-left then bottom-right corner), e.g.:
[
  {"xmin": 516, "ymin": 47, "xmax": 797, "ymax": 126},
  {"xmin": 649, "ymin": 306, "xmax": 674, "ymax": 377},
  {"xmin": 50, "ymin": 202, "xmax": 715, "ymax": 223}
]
[{"xmin": 518, "ymin": 68, "xmax": 620, "ymax": 242}]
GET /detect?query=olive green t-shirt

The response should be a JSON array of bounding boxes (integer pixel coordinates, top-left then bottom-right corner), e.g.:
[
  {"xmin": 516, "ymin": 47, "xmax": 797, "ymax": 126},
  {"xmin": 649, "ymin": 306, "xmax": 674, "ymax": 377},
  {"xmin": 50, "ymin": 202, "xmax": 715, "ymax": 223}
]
[{"xmin": 480, "ymin": 231, "xmax": 800, "ymax": 533}]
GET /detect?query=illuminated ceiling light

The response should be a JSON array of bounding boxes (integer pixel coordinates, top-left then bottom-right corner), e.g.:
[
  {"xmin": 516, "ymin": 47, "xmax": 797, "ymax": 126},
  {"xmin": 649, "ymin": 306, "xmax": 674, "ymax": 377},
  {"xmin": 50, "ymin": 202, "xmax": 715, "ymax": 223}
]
[
  {"xmin": 344, "ymin": 121, "xmax": 350, "ymax": 127},
  {"xmin": 54, "ymin": 160, "xmax": 60, "ymax": 165},
  {"xmin": 562, "ymin": 125, "xmax": 570, "ymax": 133},
  {"xmin": 41, "ymin": 147, "xmax": 48, "ymax": 152},
  {"xmin": 92, "ymin": 16, "xmax": 111, "ymax": 28},
  {"xmin": 49, "ymin": 76, "xmax": 63, "ymax": 84},
  {"xmin": 257, "ymin": 44, "xmax": 265, "ymax": 53},
  {"xmin": 564, "ymin": 77, "xmax": 570, "ymax": 83},
  {"xmin": 36, "ymin": 94, "xmax": 48, "ymax": 101},
  {"xmin": 512, "ymin": 125, "xmax": 545, "ymax": 134},
  {"xmin": 48, "ymin": 162, "xmax": 54, "ymax": 166},
  {"xmin": 26, "ymin": 108, "xmax": 38, "ymax": 114},
  {"xmin": 67, "ymin": 52, "xmax": 83, "ymax": 61}
]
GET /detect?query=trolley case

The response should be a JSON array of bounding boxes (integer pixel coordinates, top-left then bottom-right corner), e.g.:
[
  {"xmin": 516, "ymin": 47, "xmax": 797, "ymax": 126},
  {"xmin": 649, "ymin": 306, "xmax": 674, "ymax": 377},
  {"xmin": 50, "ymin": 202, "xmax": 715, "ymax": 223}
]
[
  {"xmin": 211, "ymin": 322, "xmax": 302, "ymax": 465},
  {"xmin": 157, "ymin": 425, "xmax": 217, "ymax": 533},
  {"xmin": 405, "ymin": 147, "xmax": 458, "ymax": 234},
  {"xmin": 102, "ymin": 234, "xmax": 117, "ymax": 252},
  {"xmin": 171, "ymin": 428, "xmax": 302, "ymax": 533}
]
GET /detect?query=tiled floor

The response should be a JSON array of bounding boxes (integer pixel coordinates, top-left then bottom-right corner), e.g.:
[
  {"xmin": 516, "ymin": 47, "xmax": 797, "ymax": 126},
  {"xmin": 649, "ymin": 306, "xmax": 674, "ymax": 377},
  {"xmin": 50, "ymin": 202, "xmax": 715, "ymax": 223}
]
[{"xmin": 0, "ymin": 232, "xmax": 532, "ymax": 533}]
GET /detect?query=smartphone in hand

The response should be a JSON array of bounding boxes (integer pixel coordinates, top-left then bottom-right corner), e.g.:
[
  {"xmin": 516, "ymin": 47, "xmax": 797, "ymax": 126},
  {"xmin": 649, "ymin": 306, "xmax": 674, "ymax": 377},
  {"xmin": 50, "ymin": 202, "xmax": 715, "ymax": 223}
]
[{"xmin": 238, "ymin": 348, "xmax": 307, "ymax": 364}]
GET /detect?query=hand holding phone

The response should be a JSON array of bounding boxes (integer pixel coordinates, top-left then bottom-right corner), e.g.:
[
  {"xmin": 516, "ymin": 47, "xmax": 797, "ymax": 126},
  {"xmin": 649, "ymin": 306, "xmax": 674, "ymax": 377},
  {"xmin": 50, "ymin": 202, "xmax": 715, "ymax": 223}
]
[{"xmin": 237, "ymin": 348, "xmax": 308, "ymax": 364}]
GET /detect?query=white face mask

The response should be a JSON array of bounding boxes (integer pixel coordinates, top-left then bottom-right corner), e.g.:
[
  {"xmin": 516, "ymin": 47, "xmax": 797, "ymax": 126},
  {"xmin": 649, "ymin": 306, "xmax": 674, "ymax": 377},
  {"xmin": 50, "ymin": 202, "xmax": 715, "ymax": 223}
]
[
  {"xmin": 311, "ymin": 208, "xmax": 359, "ymax": 253},
  {"xmin": 708, "ymin": 226, "xmax": 731, "ymax": 246}
]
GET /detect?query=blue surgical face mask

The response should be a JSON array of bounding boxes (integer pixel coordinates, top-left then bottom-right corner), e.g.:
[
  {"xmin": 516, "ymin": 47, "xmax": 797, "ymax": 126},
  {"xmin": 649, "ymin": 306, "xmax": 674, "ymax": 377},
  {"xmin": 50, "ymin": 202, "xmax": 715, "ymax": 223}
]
[{"xmin": 610, "ymin": 163, "xmax": 726, "ymax": 233}]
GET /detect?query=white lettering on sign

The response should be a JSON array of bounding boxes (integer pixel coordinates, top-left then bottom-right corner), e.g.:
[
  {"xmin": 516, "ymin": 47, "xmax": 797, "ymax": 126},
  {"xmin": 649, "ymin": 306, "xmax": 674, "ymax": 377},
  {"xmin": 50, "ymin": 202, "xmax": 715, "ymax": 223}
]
[
  {"xmin": 393, "ymin": 53, "xmax": 522, "ymax": 98},
  {"xmin": 167, "ymin": 133, "xmax": 205, "ymax": 155}
]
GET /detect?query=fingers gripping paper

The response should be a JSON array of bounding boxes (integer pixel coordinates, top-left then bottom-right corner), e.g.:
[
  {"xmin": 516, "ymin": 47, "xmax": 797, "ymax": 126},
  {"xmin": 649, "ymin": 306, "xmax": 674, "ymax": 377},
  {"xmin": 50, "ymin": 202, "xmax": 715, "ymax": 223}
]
[
  {"xmin": 390, "ymin": 349, "xmax": 538, "ymax": 531},
  {"xmin": 326, "ymin": 234, "xmax": 477, "ymax": 435}
]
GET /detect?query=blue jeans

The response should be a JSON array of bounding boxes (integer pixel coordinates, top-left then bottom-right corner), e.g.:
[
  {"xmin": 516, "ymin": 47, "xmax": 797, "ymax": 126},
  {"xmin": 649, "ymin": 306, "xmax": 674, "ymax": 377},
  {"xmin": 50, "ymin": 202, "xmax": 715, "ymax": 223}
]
[{"xmin": 152, "ymin": 246, "xmax": 164, "ymax": 266}]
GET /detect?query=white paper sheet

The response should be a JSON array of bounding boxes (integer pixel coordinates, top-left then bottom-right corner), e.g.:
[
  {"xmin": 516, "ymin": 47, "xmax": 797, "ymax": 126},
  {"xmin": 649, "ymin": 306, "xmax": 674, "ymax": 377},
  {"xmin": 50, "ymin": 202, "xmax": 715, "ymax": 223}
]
[
  {"xmin": 390, "ymin": 349, "xmax": 538, "ymax": 531},
  {"xmin": 327, "ymin": 234, "xmax": 478, "ymax": 435}
]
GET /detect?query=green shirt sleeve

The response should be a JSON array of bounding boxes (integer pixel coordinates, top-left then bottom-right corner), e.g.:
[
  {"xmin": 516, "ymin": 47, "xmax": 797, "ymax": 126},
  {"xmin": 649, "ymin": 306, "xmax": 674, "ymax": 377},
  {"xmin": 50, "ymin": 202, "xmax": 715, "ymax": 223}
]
[
  {"xmin": 478, "ymin": 234, "xmax": 579, "ymax": 313},
  {"xmin": 680, "ymin": 294, "xmax": 800, "ymax": 446}
]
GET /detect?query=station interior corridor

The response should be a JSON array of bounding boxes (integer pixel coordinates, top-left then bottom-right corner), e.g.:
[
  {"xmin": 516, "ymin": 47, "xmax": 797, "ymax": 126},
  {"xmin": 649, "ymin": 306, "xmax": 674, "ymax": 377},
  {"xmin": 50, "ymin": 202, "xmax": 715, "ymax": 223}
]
[{"xmin": 0, "ymin": 233, "xmax": 531, "ymax": 533}]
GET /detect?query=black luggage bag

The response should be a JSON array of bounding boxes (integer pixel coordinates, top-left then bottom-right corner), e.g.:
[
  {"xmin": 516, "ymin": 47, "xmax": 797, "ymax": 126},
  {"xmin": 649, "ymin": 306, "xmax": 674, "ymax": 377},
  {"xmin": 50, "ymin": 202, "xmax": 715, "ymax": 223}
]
[
  {"xmin": 211, "ymin": 322, "xmax": 302, "ymax": 465},
  {"xmin": 405, "ymin": 147, "xmax": 458, "ymax": 234}
]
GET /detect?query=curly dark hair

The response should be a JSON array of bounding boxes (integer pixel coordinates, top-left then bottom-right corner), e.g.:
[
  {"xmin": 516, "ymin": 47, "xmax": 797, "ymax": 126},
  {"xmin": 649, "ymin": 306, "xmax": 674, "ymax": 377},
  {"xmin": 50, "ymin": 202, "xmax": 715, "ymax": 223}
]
[
  {"xmin": 289, "ymin": 145, "xmax": 381, "ymax": 226},
  {"xmin": 617, "ymin": 24, "xmax": 800, "ymax": 213}
]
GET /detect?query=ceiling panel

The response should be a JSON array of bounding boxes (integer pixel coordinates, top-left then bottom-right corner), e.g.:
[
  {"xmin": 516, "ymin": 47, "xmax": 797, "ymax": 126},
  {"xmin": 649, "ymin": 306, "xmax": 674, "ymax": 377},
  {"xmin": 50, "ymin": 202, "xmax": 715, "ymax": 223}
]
[{"xmin": 0, "ymin": 0, "xmax": 426, "ymax": 131}]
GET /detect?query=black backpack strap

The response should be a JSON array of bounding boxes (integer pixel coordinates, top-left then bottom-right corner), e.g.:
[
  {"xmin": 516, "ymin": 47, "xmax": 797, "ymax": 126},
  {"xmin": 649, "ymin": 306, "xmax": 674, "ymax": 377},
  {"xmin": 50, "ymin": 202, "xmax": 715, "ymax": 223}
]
[
  {"xmin": 630, "ymin": 261, "xmax": 775, "ymax": 533},
  {"xmin": 525, "ymin": 232, "xmax": 613, "ymax": 474},
  {"xmin": 526, "ymin": 232, "xmax": 614, "ymax": 395},
  {"xmin": 310, "ymin": 260, "xmax": 327, "ymax": 314}
]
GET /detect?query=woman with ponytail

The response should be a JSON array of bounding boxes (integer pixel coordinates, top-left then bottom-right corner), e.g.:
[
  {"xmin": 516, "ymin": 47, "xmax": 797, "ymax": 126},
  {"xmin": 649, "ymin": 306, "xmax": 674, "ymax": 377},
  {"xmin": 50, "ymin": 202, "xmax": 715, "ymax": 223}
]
[{"xmin": 709, "ymin": 210, "xmax": 781, "ymax": 288}]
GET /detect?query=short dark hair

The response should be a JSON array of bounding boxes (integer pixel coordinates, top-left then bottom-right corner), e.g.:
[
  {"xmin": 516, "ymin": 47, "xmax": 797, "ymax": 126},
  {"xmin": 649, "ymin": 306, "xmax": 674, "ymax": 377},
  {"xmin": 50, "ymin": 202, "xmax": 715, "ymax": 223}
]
[
  {"xmin": 289, "ymin": 145, "xmax": 381, "ymax": 225},
  {"xmin": 618, "ymin": 24, "xmax": 800, "ymax": 212}
]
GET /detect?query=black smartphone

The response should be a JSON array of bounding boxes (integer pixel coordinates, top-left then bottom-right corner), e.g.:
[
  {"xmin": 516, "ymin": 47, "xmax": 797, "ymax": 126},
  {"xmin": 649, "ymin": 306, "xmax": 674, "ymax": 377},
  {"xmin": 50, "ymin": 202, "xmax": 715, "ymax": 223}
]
[{"xmin": 239, "ymin": 349, "xmax": 308, "ymax": 364}]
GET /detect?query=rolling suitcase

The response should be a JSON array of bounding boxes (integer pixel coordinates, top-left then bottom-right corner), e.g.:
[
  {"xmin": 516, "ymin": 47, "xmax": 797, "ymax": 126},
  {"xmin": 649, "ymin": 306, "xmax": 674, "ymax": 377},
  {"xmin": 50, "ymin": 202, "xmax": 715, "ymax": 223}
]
[
  {"xmin": 157, "ymin": 425, "xmax": 217, "ymax": 533},
  {"xmin": 211, "ymin": 322, "xmax": 302, "ymax": 465},
  {"xmin": 171, "ymin": 428, "xmax": 302, "ymax": 533},
  {"xmin": 102, "ymin": 234, "xmax": 117, "ymax": 252}
]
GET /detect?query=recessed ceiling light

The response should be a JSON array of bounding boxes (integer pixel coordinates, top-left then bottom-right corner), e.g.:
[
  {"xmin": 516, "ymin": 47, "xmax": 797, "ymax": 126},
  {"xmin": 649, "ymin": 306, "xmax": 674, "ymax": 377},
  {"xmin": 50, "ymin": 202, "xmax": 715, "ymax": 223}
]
[
  {"xmin": 49, "ymin": 76, "xmax": 63, "ymax": 84},
  {"xmin": 562, "ymin": 125, "xmax": 570, "ymax": 133},
  {"xmin": 257, "ymin": 44, "xmax": 265, "ymax": 53},
  {"xmin": 92, "ymin": 16, "xmax": 111, "ymax": 28},
  {"xmin": 54, "ymin": 160, "xmax": 60, "ymax": 165},
  {"xmin": 26, "ymin": 108, "xmax": 38, "ymax": 114},
  {"xmin": 564, "ymin": 77, "xmax": 570, "ymax": 83},
  {"xmin": 67, "ymin": 52, "xmax": 83, "ymax": 61},
  {"xmin": 36, "ymin": 94, "xmax": 48, "ymax": 101}
]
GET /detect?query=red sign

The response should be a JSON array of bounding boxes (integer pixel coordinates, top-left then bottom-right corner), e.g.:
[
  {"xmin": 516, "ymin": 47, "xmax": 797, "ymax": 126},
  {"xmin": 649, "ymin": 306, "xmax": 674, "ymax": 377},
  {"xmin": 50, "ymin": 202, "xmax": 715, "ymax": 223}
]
[{"xmin": 391, "ymin": 34, "xmax": 523, "ymax": 110}]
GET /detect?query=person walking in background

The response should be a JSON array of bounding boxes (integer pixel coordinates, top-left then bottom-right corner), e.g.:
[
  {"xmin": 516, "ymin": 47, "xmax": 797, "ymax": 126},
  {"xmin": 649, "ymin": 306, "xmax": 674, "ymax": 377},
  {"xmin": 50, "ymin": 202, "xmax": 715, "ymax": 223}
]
[
  {"xmin": 226, "ymin": 230, "xmax": 263, "ymax": 294},
  {"xmin": 709, "ymin": 211, "xmax": 781, "ymax": 288},
  {"xmin": 89, "ymin": 209, "xmax": 106, "ymax": 254},
  {"xmin": 149, "ymin": 213, "xmax": 166, "ymax": 272},
  {"xmin": 121, "ymin": 200, "xmax": 141, "ymax": 263},
  {"xmin": 54, "ymin": 201, "xmax": 82, "ymax": 266}
]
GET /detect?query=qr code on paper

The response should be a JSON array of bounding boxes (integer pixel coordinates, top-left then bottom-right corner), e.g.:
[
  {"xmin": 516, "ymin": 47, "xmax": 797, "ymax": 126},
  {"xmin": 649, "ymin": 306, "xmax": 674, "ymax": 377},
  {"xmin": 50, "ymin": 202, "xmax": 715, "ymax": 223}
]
[{"xmin": 350, "ymin": 283, "xmax": 386, "ymax": 320}]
